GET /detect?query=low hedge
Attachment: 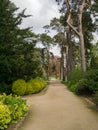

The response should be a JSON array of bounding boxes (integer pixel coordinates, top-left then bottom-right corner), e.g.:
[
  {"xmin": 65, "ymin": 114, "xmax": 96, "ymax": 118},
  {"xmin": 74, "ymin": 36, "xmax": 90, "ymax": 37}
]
[
  {"xmin": 25, "ymin": 78, "xmax": 47, "ymax": 95},
  {"xmin": 12, "ymin": 78, "xmax": 47, "ymax": 96},
  {"xmin": 12, "ymin": 79, "xmax": 26, "ymax": 96},
  {"xmin": 0, "ymin": 94, "xmax": 28, "ymax": 130},
  {"xmin": 65, "ymin": 69, "xmax": 98, "ymax": 95}
]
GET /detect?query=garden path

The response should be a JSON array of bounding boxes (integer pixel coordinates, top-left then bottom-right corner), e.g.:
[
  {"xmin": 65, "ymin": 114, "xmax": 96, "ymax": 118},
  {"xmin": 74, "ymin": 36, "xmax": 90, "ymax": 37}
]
[{"xmin": 15, "ymin": 79, "xmax": 98, "ymax": 130}]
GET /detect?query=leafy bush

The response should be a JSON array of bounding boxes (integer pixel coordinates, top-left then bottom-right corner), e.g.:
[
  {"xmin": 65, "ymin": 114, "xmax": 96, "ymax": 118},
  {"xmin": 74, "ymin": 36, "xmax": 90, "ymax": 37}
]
[
  {"xmin": 0, "ymin": 94, "xmax": 28, "ymax": 129},
  {"xmin": 12, "ymin": 79, "xmax": 26, "ymax": 95},
  {"xmin": 0, "ymin": 102, "xmax": 11, "ymax": 130},
  {"xmin": 25, "ymin": 82, "xmax": 33, "ymax": 95},
  {"xmin": 70, "ymin": 83, "xmax": 78, "ymax": 92},
  {"xmin": 25, "ymin": 78, "xmax": 47, "ymax": 95},
  {"xmin": 27, "ymin": 79, "xmax": 42, "ymax": 93},
  {"xmin": 75, "ymin": 79, "xmax": 92, "ymax": 95},
  {"xmin": 68, "ymin": 69, "xmax": 84, "ymax": 85},
  {"xmin": 84, "ymin": 69, "xmax": 98, "ymax": 92}
]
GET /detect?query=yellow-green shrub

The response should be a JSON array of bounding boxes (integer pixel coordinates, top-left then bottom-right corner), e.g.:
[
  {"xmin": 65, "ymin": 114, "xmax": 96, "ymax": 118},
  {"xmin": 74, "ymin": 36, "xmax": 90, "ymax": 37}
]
[
  {"xmin": 28, "ymin": 79, "xmax": 41, "ymax": 93},
  {"xmin": 25, "ymin": 82, "xmax": 33, "ymax": 95},
  {"xmin": 0, "ymin": 102, "xmax": 11, "ymax": 130},
  {"xmin": 12, "ymin": 79, "xmax": 26, "ymax": 95},
  {"xmin": 0, "ymin": 94, "xmax": 28, "ymax": 125},
  {"xmin": 25, "ymin": 78, "xmax": 47, "ymax": 94}
]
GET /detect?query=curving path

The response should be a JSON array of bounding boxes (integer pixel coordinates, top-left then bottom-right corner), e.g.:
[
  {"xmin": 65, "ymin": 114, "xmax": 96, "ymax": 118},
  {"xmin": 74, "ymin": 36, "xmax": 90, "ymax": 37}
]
[{"xmin": 16, "ymin": 79, "xmax": 98, "ymax": 130}]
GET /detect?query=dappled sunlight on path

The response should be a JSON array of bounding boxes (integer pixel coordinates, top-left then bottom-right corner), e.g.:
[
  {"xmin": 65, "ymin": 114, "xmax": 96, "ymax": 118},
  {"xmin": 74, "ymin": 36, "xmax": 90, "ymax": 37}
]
[{"xmin": 15, "ymin": 79, "xmax": 98, "ymax": 130}]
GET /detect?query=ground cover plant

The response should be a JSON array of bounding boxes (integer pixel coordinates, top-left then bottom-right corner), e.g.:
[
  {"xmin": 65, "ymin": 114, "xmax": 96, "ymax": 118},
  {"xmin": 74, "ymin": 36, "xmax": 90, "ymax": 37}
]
[{"xmin": 0, "ymin": 94, "xmax": 28, "ymax": 130}]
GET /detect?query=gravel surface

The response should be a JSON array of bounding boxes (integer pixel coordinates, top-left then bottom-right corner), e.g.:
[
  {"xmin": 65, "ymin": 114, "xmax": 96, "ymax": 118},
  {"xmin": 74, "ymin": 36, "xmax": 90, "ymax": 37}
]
[{"xmin": 15, "ymin": 80, "xmax": 98, "ymax": 130}]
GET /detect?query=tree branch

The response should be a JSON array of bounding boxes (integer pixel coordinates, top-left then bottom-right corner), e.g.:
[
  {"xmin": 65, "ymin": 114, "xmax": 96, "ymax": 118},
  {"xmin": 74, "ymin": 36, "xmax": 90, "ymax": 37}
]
[{"xmin": 66, "ymin": 10, "xmax": 80, "ymax": 36}]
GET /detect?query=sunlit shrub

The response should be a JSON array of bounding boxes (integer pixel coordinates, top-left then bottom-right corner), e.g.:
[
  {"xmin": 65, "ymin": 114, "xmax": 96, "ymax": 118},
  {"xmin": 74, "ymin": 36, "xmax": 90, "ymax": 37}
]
[
  {"xmin": 12, "ymin": 79, "xmax": 26, "ymax": 95},
  {"xmin": 25, "ymin": 82, "xmax": 33, "ymax": 95},
  {"xmin": 25, "ymin": 78, "xmax": 47, "ymax": 95},
  {"xmin": 0, "ymin": 101, "xmax": 11, "ymax": 130},
  {"xmin": 0, "ymin": 94, "xmax": 28, "ymax": 125}
]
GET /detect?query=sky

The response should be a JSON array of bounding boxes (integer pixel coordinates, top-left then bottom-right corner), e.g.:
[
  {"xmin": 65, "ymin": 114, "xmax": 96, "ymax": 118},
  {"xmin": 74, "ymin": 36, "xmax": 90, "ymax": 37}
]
[
  {"xmin": 10, "ymin": 0, "xmax": 61, "ymax": 56},
  {"xmin": 10, "ymin": 0, "xmax": 60, "ymax": 33}
]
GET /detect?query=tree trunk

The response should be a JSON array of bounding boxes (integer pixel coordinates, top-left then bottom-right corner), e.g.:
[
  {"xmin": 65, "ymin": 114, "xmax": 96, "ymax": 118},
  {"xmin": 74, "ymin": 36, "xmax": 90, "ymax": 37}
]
[
  {"xmin": 67, "ymin": 28, "xmax": 73, "ymax": 73},
  {"xmin": 79, "ymin": 34, "xmax": 86, "ymax": 72},
  {"xmin": 78, "ymin": 3, "xmax": 86, "ymax": 72},
  {"xmin": 66, "ymin": 0, "xmax": 87, "ymax": 72}
]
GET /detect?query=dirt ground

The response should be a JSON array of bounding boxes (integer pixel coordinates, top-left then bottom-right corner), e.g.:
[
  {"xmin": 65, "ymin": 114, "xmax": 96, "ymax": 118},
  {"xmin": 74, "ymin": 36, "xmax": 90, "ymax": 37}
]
[{"xmin": 15, "ymin": 79, "xmax": 98, "ymax": 130}]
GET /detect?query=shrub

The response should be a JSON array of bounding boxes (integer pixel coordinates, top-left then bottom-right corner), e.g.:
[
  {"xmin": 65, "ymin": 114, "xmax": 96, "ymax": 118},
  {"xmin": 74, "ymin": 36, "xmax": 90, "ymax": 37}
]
[
  {"xmin": 25, "ymin": 82, "xmax": 33, "ymax": 95},
  {"xmin": 27, "ymin": 79, "xmax": 42, "ymax": 93},
  {"xmin": 84, "ymin": 69, "xmax": 98, "ymax": 92},
  {"xmin": 0, "ymin": 101, "xmax": 11, "ymax": 130},
  {"xmin": 0, "ymin": 94, "xmax": 28, "ymax": 125},
  {"xmin": 75, "ymin": 79, "xmax": 92, "ymax": 95},
  {"xmin": 12, "ymin": 79, "xmax": 26, "ymax": 95},
  {"xmin": 67, "ymin": 69, "xmax": 98, "ymax": 95},
  {"xmin": 70, "ymin": 83, "xmax": 78, "ymax": 92},
  {"xmin": 68, "ymin": 69, "xmax": 84, "ymax": 85},
  {"xmin": 25, "ymin": 78, "xmax": 47, "ymax": 95}
]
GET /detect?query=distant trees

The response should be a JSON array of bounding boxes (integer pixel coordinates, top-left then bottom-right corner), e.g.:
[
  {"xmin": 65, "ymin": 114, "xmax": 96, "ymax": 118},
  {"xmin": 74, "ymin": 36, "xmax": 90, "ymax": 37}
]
[{"xmin": 49, "ymin": 0, "xmax": 98, "ymax": 80}]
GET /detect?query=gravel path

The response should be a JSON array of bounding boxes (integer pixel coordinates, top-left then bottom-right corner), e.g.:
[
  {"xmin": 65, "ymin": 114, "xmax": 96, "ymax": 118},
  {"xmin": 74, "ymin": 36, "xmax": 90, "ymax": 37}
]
[{"xmin": 16, "ymin": 80, "xmax": 98, "ymax": 130}]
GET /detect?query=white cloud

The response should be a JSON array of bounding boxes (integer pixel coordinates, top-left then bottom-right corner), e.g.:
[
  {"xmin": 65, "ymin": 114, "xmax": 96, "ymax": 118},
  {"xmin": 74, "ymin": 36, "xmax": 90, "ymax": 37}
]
[
  {"xmin": 10, "ymin": 0, "xmax": 61, "ymax": 56},
  {"xmin": 10, "ymin": 0, "xmax": 60, "ymax": 33}
]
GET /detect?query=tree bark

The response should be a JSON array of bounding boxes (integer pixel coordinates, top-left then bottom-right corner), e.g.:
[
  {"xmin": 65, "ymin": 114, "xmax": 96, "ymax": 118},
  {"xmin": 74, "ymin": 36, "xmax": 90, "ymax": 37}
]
[{"xmin": 65, "ymin": 0, "xmax": 86, "ymax": 72}]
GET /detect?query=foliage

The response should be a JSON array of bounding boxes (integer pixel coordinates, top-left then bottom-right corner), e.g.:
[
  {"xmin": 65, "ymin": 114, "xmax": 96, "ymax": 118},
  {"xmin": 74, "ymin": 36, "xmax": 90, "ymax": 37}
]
[
  {"xmin": 68, "ymin": 69, "xmax": 84, "ymax": 85},
  {"xmin": 25, "ymin": 78, "xmax": 47, "ymax": 95},
  {"xmin": 25, "ymin": 82, "xmax": 33, "ymax": 95},
  {"xmin": 75, "ymin": 79, "xmax": 92, "ymax": 95},
  {"xmin": 0, "ymin": 0, "xmax": 44, "ymax": 86},
  {"xmin": 0, "ymin": 102, "xmax": 11, "ymax": 130},
  {"xmin": 67, "ymin": 69, "xmax": 98, "ymax": 95},
  {"xmin": 0, "ymin": 94, "xmax": 28, "ymax": 129},
  {"xmin": 12, "ymin": 79, "xmax": 26, "ymax": 96},
  {"xmin": 0, "ymin": 82, "xmax": 11, "ymax": 94}
]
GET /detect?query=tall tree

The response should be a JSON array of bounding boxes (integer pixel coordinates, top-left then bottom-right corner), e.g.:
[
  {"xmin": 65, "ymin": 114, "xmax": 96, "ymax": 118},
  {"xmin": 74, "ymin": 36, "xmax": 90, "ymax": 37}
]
[
  {"xmin": 40, "ymin": 33, "xmax": 53, "ymax": 79},
  {"xmin": 56, "ymin": 0, "xmax": 92, "ymax": 72},
  {"xmin": 0, "ymin": 0, "xmax": 43, "ymax": 84}
]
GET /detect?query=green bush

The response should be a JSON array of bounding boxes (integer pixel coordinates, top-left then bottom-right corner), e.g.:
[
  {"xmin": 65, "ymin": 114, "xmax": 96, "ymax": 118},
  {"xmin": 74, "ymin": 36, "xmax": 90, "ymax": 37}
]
[
  {"xmin": 84, "ymin": 69, "xmax": 98, "ymax": 92},
  {"xmin": 25, "ymin": 82, "xmax": 33, "ymax": 95},
  {"xmin": 70, "ymin": 83, "xmax": 78, "ymax": 92},
  {"xmin": 75, "ymin": 70, "xmax": 98, "ymax": 95},
  {"xmin": 25, "ymin": 78, "xmax": 47, "ymax": 95},
  {"xmin": 68, "ymin": 69, "xmax": 84, "ymax": 85},
  {"xmin": 0, "ymin": 102, "xmax": 11, "ymax": 130},
  {"xmin": 75, "ymin": 79, "xmax": 92, "ymax": 95},
  {"xmin": 28, "ymin": 79, "xmax": 42, "ymax": 93},
  {"xmin": 67, "ymin": 69, "xmax": 98, "ymax": 95},
  {"xmin": 12, "ymin": 79, "xmax": 26, "ymax": 95},
  {"xmin": 0, "ymin": 94, "xmax": 28, "ymax": 128}
]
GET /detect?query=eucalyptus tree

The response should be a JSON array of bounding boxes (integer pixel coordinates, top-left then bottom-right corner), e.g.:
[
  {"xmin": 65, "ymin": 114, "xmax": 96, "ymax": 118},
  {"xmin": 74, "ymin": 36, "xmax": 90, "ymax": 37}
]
[
  {"xmin": 56, "ymin": 0, "xmax": 92, "ymax": 72},
  {"xmin": 50, "ymin": 16, "xmax": 74, "ymax": 81},
  {"xmin": 53, "ymin": 32, "xmax": 67, "ymax": 80},
  {"xmin": 40, "ymin": 33, "xmax": 53, "ymax": 79}
]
